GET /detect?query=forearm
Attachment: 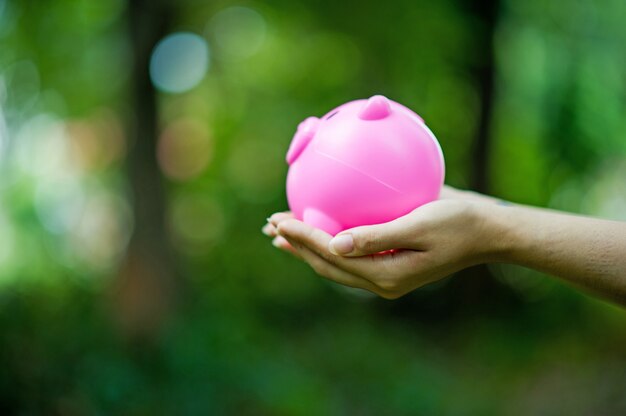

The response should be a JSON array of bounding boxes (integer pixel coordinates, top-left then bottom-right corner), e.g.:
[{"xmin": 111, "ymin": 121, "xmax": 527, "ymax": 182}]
[{"xmin": 487, "ymin": 204, "xmax": 626, "ymax": 304}]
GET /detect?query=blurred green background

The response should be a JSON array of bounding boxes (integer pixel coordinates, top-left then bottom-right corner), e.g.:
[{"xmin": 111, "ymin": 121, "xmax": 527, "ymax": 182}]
[{"xmin": 1, "ymin": 0, "xmax": 626, "ymax": 414}]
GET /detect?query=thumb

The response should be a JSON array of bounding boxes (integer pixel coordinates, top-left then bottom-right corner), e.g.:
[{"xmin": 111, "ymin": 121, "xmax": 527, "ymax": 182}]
[{"xmin": 328, "ymin": 215, "xmax": 418, "ymax": 257}]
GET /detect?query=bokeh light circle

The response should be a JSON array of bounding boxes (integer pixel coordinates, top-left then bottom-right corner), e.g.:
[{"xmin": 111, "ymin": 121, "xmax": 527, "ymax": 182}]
[
  {"xmin": 157, "ymin": 118, "xmax": 213, "ymax": 181},
  {"xmin": 208, "ymin": 6, "xmax": 266, "ymax": 59},
  {"xmin": 149, "ymin": 32, "xmax": 210, "ymax": 93}
]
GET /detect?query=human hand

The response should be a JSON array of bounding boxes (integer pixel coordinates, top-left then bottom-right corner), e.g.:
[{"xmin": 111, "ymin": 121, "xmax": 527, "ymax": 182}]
[{"xmin": 263, "ymin": 186, "xmax": 508, "ymax": 299}]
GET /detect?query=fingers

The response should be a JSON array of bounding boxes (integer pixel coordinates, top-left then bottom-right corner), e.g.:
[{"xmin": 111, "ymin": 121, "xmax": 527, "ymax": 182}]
[
  {"xmin": 271, "ymin": 235, "xmax": 302, "ymax": 259},
  {"xmin": 268, "ymin": 215, "xmax": 425, "ymax": 298},
  {"xmin": 328, "ymin": 213, "xmax": 422, "ymax": 257},
  {"xmin": 265, "ymin": 215, "xmax": 381, "ymax": 292},
  {"xmin": 275, "ymin": 218, "xmax": 406, "ymax": 284},
  {"xmin": 262, "ymin": 211, "xmax": 294, "ymax": 237},
  {"xmin": 262, "ymin": 222, "xmax": 277, "ymax": 237},
  {"xmin": 264, "ymin": 214, "xmax": 393, "ymax": 296},
  {"xmin": 279, "ymin": 234, "xmax": 400, "ymax": 299},
  {"xmin": 263, "ymin": 212, "xmax": 302, "ymax": 259},
  {"xmin": 268, "ymin": 211, "xmax": 294, "ymax": 226}
]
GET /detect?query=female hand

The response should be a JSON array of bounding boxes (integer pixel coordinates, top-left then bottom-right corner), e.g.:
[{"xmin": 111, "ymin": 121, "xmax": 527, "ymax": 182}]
[{"xmin": 263, "ymin": 187, "xmax": 507, "ymax": 299}]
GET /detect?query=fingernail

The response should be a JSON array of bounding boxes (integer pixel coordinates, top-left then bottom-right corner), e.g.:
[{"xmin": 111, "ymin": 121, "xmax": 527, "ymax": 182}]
[
  {"xmin": 262, "ymin": 223, "xmax": 276, "ymax": 237},
  {"xmin": 272, "ymin": 236, "xmax": 287, "ymax": 248},
  {"xmin": 269, "ymin": 214, "xmax": 281, "ymax": 226},
  {"xmin": 329, "ymin": 234, "xmax": 353, "ymax": 255}
]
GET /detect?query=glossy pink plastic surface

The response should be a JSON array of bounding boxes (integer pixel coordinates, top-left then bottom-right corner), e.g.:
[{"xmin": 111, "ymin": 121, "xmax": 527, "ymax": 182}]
[{"xmin": 285, "ymin": 95, "xmax": 445, "ymax": 236}]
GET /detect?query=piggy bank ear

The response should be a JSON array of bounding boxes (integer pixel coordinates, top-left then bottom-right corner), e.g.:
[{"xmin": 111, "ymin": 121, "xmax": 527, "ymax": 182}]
[
  {"xmin": 358, "ymin": 95, "xmax": 391, "ymax": 120},
  {"xmin": 286, "ymin": 116, "xmax": 319, "ymax": 165}
]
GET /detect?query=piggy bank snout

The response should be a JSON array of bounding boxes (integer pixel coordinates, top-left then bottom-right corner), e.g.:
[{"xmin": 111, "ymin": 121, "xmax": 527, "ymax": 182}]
[{"xmin": 286, "ymin": 116, "xmax": 319, "ymax": 165}]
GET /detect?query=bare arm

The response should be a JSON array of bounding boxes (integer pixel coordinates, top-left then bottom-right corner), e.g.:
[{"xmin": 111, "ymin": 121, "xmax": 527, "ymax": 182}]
[{"xmin": 492, "ymin": 203, "xmax": 626, "ymax": 304}]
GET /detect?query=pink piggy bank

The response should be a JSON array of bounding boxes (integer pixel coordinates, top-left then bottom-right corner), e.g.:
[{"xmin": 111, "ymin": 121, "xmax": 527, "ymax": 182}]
[{"xmin": 285, "ymin": 95, "xmax": 445, "ymax": 236}]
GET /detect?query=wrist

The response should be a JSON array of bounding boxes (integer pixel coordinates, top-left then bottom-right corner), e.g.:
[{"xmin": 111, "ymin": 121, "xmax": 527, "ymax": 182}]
[{"xmin": 474, "ymin": 202, "xmax": 525, "ymax": 264}]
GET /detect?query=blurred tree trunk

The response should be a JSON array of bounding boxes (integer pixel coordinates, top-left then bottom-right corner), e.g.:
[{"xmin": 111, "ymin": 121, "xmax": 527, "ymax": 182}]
[
  {"xmin": 108, "ymin": 0, "xmax": 179, "ymax": 341},
  {"xmin": 449, "ymin": 0, "xmax": 519, "ymax": 313},
  {"xmin": 469, "ymin": 0, "xmax": 497, "ymax": 195}
]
